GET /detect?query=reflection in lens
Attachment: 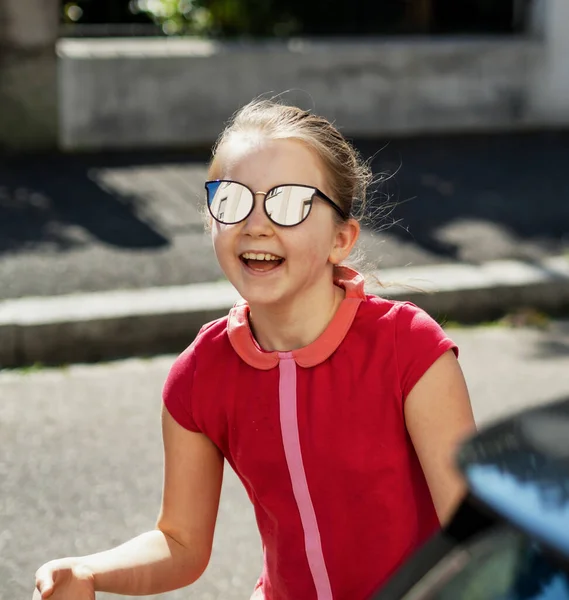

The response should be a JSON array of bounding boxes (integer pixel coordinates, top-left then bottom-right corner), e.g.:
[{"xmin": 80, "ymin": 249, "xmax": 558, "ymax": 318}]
[
  {"xmin": 266, "ymin": 186, "xmax": 314, "ymax": 226},
  {"xmin": 208, "ymin": 181, "xmax": 253, "ymax": 223}
]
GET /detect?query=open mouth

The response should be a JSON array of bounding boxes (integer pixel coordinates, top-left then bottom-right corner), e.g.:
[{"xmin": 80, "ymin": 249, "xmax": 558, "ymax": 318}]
[{"xmin": 240, "ymin": 252, "xmax": 285, "ymax": 273}]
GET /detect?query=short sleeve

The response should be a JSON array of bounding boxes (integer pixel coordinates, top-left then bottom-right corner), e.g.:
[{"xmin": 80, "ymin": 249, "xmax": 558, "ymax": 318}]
[
  {"xmin": 395, "ymin": 302, "xmax": 458, "ymax": 401},
  {"xmin": 162, "ymin": 342, "xmax": 201, "ymax": 432}
]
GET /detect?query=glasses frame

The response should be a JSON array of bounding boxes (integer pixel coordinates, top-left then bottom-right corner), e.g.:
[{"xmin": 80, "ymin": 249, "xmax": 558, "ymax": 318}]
[{"xmin": 205, "ymin": 179, "xmax": 347, "ymax": 227}]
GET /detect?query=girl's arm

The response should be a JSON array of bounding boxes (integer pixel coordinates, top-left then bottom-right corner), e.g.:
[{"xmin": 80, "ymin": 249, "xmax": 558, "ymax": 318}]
[
  {"xmin": 37, "ymin": 405, "xmax": 224, "ymax": 597},
  {"xmin": 404, "ymin": 350, "xmax": 476, "ymax": 525}
]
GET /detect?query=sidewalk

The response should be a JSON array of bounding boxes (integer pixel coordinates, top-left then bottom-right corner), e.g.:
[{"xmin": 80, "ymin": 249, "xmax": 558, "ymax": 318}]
[{"xmin": 1, "ymin": 130, "xmax": 568, "ymax": 366}]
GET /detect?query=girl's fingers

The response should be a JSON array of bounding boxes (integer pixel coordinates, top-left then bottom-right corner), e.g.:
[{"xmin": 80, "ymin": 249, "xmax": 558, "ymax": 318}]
[
  {"xmin": 32, "ymin": 589, "xmax": 43, "ymax": 600},
  {"xmin": 35, "ymin": 570, "xmax": 55, "ymax": 599}
]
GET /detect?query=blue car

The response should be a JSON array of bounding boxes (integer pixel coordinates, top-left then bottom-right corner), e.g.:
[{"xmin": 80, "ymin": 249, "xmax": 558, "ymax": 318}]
[{"xmin": 373, "ymin": 397, "xmax": 569, "ymax": 600}]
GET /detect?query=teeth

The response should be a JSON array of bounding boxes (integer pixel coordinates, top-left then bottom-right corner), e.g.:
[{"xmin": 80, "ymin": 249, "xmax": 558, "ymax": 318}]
[{"xmin": 241, "ymin": 252, "xmax": 283, "ymax": 261}]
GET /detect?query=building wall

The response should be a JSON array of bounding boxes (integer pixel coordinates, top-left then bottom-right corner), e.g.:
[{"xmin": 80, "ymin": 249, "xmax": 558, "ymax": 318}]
[
  {"xmin": 59, "ymin": 36, "xmax": 548, "ymax": 150},
  {"xmin": 3, "ymin": 0, "xmax": 568, "ymax": 152}
]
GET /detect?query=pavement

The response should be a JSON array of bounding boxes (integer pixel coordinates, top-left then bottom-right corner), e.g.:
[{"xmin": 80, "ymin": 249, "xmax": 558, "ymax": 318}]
[
  {"xmin": 1, "ymin": 130, "xmax": 569, "ymax": 367},
  {"xmin": 3, "ymin": 322, "xmax": 569, "ymax": 599}
]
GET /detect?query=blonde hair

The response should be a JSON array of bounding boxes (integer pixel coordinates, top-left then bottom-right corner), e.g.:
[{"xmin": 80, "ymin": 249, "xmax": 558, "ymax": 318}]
[{"xmin": 208, "ymin": 98, "xmax": 373, "ymax": 222}]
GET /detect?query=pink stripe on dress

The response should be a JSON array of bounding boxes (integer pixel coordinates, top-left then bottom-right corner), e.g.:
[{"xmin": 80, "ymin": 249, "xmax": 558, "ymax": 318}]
[{"xmin": 278, "ymin": 352, "xmax": 333, "ymax": 600}]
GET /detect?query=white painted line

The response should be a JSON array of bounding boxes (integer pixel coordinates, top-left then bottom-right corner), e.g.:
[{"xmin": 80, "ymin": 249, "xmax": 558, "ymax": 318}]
[
  {"xmin": 374, "ymin": 256, "xmax": 569, "ymax": 295},
  {"xmin": 0, "ymin": 281, "xmax": 241, "ymax": 326}
]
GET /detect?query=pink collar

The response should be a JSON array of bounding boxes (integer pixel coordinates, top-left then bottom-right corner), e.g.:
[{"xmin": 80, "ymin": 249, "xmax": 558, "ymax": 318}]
[{"xmin": 227, "ymin": 267, "xmax": 366, "ymax": 370}]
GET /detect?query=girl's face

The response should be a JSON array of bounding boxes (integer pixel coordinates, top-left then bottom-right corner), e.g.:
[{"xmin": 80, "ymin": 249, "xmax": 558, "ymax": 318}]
[{"xmin": 210, "ymin": 137, "xmax": 359, "ymax": 308}]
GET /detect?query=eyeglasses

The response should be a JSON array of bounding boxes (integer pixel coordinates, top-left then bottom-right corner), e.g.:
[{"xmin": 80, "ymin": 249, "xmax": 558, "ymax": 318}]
[{"xmin": 205, "ymin": 180, "xmax": 347, "ymax": 227}]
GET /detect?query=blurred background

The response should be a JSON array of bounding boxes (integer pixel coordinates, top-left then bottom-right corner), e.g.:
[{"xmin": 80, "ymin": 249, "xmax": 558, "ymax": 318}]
[
  {"xmin": 2, "ymin": 4, "xmax": 569, "ymax": 599},
  {"xmin": 59, "ymin": 0, "xmax": 530, "ymax": 37},
  {"xmin": 0, "ymin": 0, "xmax": 567, "ymax": 305}
]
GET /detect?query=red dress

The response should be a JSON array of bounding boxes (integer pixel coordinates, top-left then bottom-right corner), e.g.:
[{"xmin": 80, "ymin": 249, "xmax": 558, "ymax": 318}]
[{"xmin": 164, "ymin": 268, "xmax": 458, "ymax": 600}]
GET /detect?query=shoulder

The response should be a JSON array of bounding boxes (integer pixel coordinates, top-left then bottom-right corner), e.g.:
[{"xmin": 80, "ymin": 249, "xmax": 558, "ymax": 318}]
[
  {"xmin": 165, "ymin": 315, "xmax": 231, "ymax": 383},
  {"xmin": 162, "ymin": 315, "xmax": 232, "ymax": 431},
  {"xmin": 354, "ymin": 295, "xmax": 457, "ymax": 396},
  {"xmin": 193, "ymin": 315, "xmax": 231, "ymax": 352},
  {"xmin": 357, "ymin": 295, "xmax": 452, "ymax": 343},
  {"xmin": 388, "ymin": 300, "xmax": 458, "ymax": 398},
  {"xmin": 392, "ymin": 300, "xmax": 457, "ymax": 356},
  {"xmin": 347, "ymin": 295, "xmax": 402, "ymax": 343},
  {"xmin": 353, "ymin": 294, "xmax": 398, "ymax": 322},
  {"xmin": 354, "ymin": 294, "xmax": 425, "ymax": 328},
  {"xmin": 179, "ymin": 313, "xmax": 230, "ymax": 362}
]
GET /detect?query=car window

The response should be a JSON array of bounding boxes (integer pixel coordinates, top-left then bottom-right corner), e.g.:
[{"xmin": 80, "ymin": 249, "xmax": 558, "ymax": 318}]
[{"xmin": 403, "ymin": 528, "xmax": 569, "ymax": 600}]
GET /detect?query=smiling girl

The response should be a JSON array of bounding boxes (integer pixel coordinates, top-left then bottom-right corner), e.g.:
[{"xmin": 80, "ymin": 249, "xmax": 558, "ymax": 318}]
[{"xmin": 34, "ymin": 100, "xmax": 476, "ymax": 600}]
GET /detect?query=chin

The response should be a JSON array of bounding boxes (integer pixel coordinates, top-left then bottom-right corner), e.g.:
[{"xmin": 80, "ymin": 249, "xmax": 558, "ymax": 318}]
[
  {"xmin": 233, "ymin": 280, "xmax": 288, "ymax": 307},
  {"xmin": 240, "ymin": 290, "xmax": 285, "ymax": 308}
]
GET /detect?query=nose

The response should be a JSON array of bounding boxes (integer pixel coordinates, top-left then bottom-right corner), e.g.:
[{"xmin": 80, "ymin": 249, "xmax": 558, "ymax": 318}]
[{"xmin": 242, "ymin": 192, "xmax": 273, "ymax": 237}]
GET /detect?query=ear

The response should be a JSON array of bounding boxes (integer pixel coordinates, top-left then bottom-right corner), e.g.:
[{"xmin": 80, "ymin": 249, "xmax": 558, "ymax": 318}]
[{"xmin": 329, "ymin": 218, "xmax": 360, "ymax": 265}]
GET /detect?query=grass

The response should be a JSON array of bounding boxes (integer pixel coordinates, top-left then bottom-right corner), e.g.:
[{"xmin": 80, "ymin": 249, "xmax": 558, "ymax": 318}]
[
  {"xmin": 3, "ymin": 362, "xmax": 71, "ymax": 375},
  {"xmin": 9, "ymin": 362, "xmax": 45, "ymax": 375},
  {"xmin": 441, "ymin": 307, "xmax": 552, "ymax": 330}
]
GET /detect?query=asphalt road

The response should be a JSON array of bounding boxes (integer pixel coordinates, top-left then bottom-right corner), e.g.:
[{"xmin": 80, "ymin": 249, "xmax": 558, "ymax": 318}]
[
  {"xmin": 2, "ymin": 321, "xmax": 569, "ymax": 599},
  {"xmin": 1, "ymin": 130, "xmax": 568, "ymax": 300}
]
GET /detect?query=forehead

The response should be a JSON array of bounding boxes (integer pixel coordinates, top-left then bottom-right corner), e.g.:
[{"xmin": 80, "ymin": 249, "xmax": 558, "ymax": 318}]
[{"xmin": 215, "ymin": 136, "xmax": 328, "ymax": 192}]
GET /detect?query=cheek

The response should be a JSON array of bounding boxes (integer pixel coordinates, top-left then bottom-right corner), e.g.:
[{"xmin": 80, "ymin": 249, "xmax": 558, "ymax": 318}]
[
  {"xmin": 211, "ymin": 225, "xmax": 233, "ymax": 263},
  {"xmin": 286, "ymin": 226, "xmax": 336, "ymax": 264}
]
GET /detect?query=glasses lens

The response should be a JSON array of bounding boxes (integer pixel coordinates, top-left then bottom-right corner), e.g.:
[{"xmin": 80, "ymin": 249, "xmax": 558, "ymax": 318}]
[
  {"xmin": 265, "ymin": 185, "xmax": 314, "ymax": 226},
  {"xmin": 206, "ymin": 181, "xmax": 253, "ymax": 224}
]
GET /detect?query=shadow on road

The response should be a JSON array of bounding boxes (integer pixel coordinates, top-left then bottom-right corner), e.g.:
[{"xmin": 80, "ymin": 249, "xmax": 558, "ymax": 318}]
[
  {"xmin": 0, "ymin": 131, "xmax": 568, "ymax": 260},
  {"xmin": 532, "ymin": 321, "xmax": 569, "ymax": 359},
  {"xmin": 358, "ymin": 130, "xmax": 569, "ymax": 260},
  {"xmin": 0, "ymin": 151, "xmax": 208, "ymax": 254}
]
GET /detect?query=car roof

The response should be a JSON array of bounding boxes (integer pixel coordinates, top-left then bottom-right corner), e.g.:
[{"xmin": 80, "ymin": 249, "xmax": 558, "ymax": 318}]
[{"xmin": 457, "ymin": 397, "xmax": 569, "ymax": 561}]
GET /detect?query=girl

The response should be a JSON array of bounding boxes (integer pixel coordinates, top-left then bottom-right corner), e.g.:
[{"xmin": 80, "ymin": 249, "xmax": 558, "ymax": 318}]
[{"xmin": 33, "ymin": 100, "xmax": 476, "ymax": 600}]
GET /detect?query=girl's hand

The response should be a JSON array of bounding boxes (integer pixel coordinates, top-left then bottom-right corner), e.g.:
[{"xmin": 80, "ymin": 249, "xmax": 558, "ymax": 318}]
[{"xmin": 33, "ymin": 559, "xmax": 95, "ymax": 600}]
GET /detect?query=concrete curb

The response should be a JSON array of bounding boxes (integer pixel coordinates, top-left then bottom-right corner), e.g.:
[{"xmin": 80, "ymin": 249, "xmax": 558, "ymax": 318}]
[{"xmin": 1, "ymin": 256, "xmax": 568, "ymax": 368}]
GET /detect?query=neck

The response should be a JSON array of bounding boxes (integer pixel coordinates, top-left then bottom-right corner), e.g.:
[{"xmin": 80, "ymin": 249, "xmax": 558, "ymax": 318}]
[{"xmin": 248, "ymin": 277, "xmax": 345, "ymax": 352}]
